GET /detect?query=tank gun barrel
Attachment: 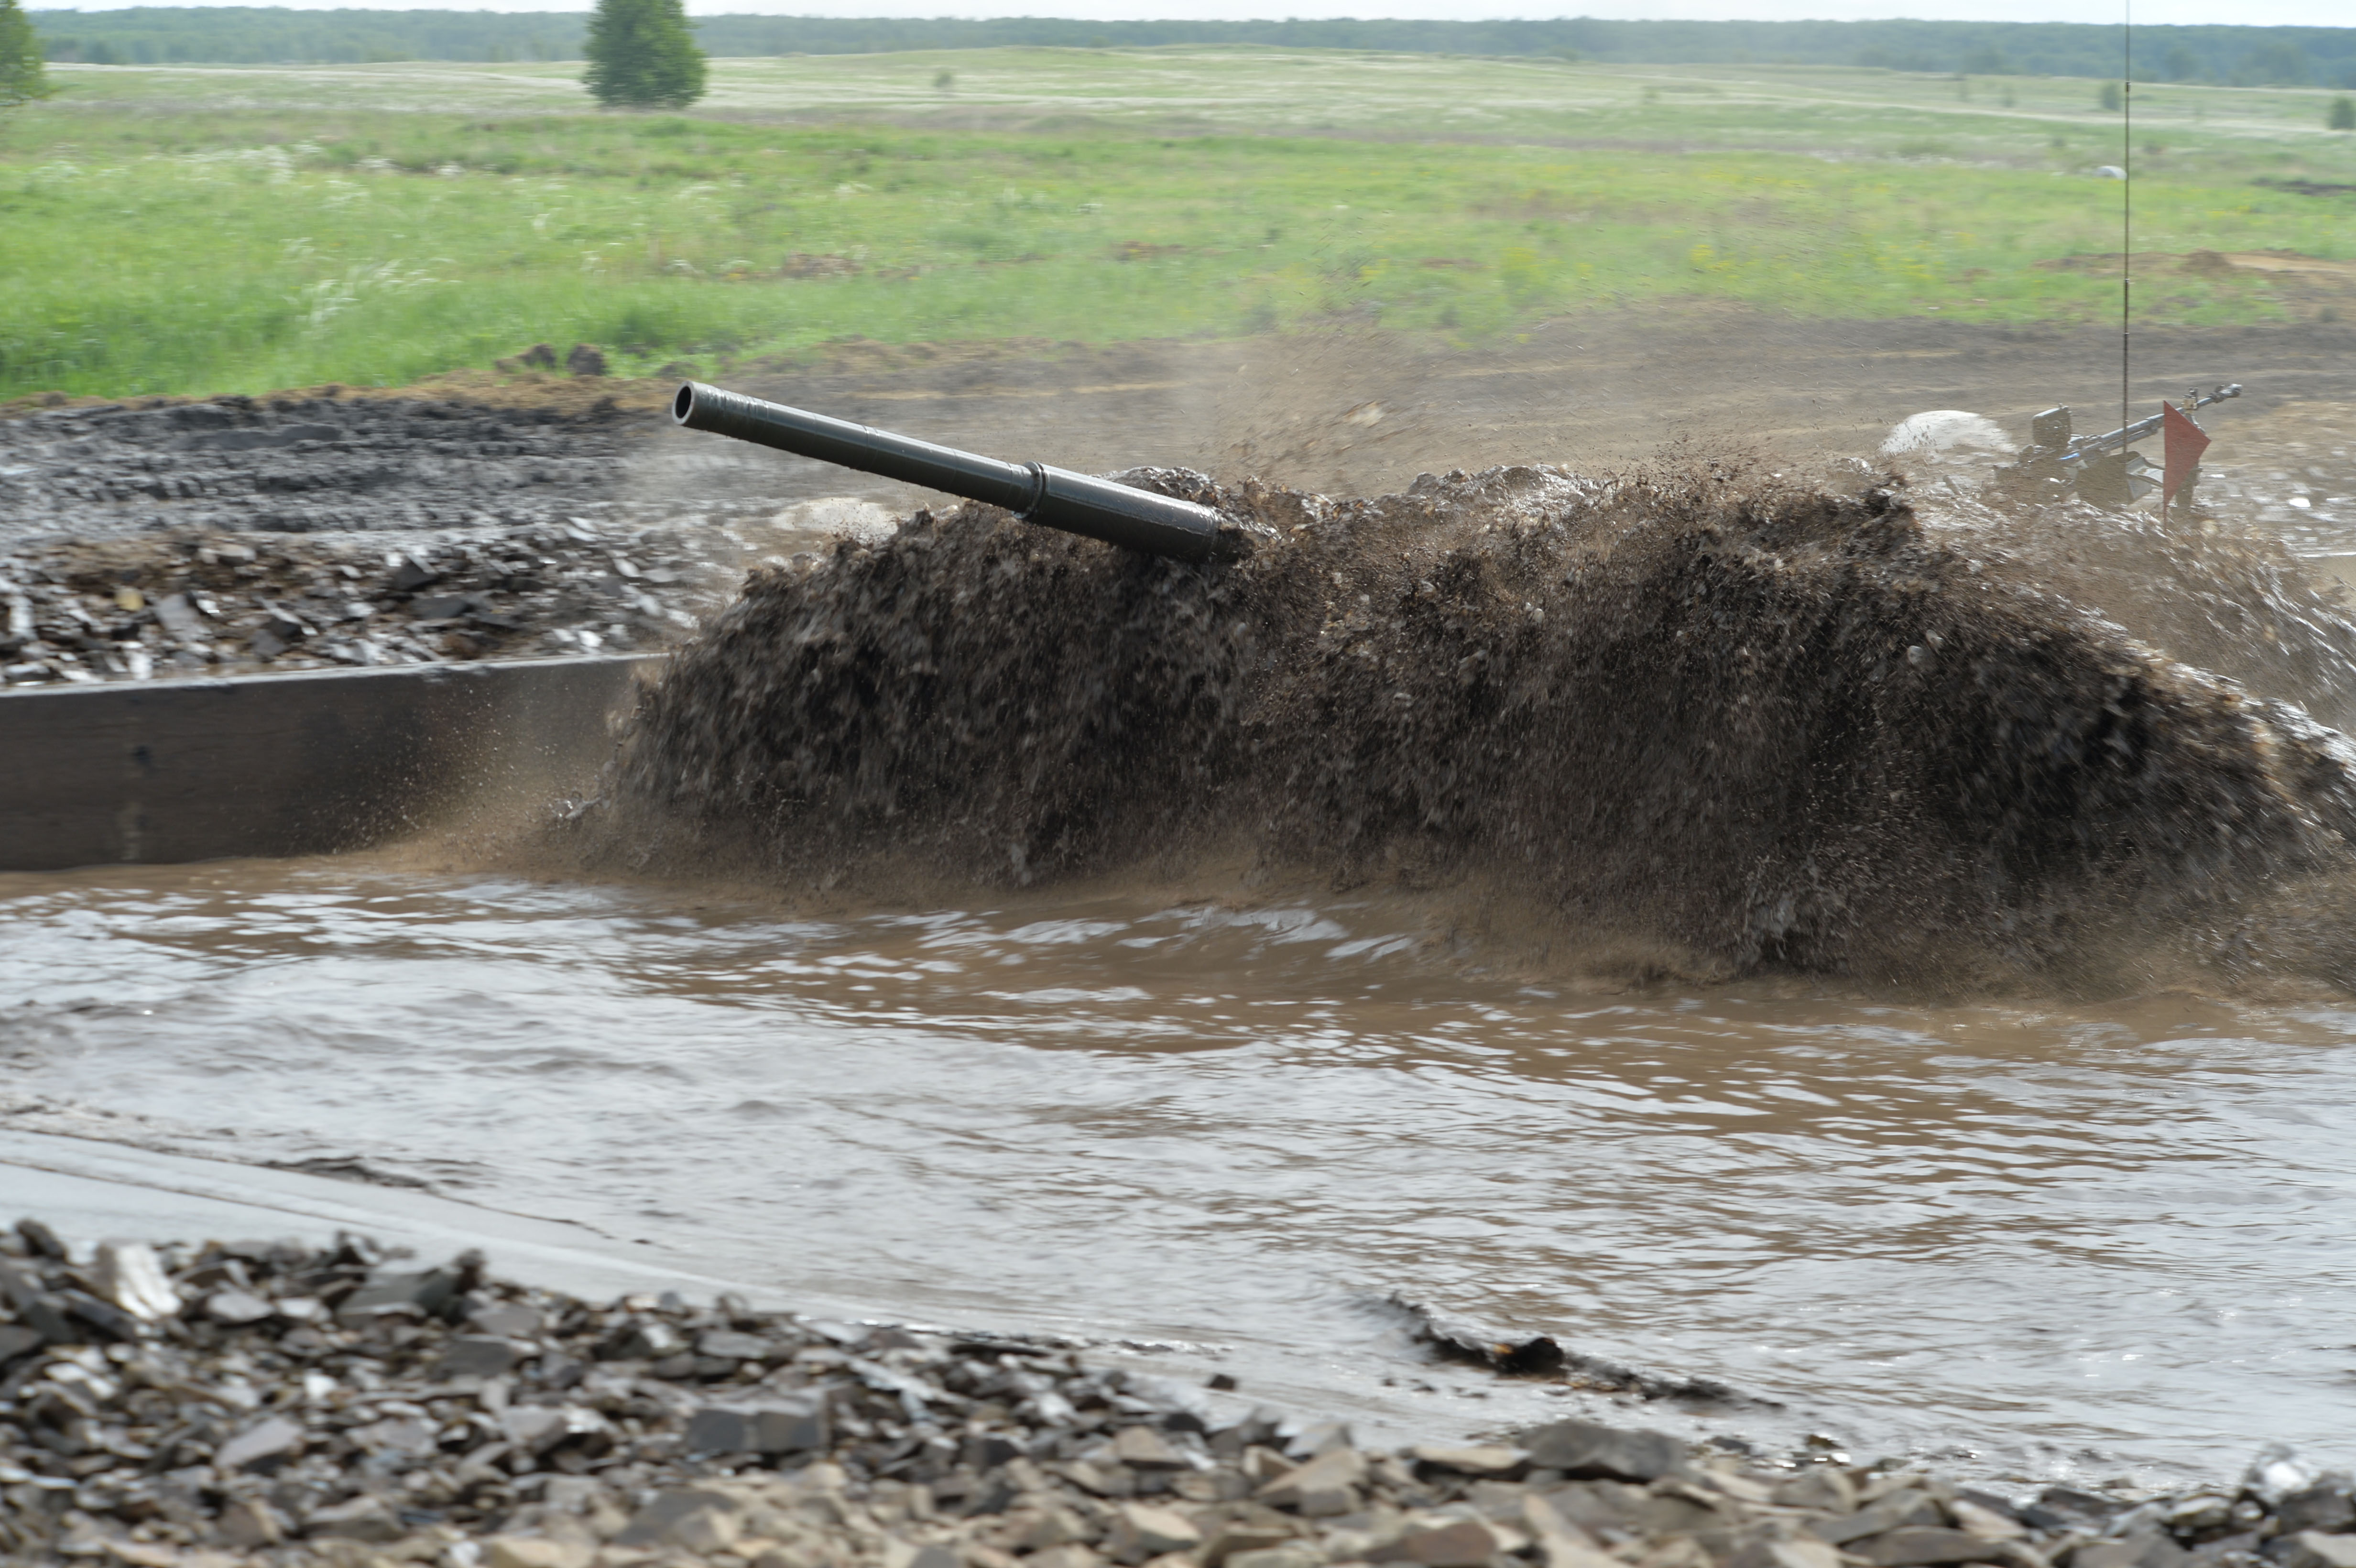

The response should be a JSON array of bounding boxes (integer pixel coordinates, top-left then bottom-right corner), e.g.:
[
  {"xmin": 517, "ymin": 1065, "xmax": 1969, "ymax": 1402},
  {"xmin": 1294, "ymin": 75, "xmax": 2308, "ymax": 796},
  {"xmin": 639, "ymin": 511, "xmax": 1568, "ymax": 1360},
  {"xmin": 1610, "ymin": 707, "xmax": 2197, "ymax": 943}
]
[
  {"xmin": 671, "ymin": 382, "xmax": 1228, "ymax": 563},
  {"xmin": 2059, "ymin": 382, "xmax": 2241, "ymax": 466}
]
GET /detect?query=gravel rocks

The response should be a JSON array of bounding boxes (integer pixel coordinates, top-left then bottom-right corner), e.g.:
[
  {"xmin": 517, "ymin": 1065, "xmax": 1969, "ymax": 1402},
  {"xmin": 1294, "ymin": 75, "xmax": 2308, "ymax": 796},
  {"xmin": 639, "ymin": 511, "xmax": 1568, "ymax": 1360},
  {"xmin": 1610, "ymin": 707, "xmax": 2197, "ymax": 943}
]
[
  {"xmin": 3, "ymin": 1220, "xmax": 2350, "ymax": 1568},
  {"xmin": 0, "ymin": 513, "xmax": 778, "ymax": 684},
  {"xmin": 0, "ymin": 396, "xmax": 639, "ymax": 546},
  {"xmin": 0, "ymin": 389, "xmax": 911, "ymax": 686}
]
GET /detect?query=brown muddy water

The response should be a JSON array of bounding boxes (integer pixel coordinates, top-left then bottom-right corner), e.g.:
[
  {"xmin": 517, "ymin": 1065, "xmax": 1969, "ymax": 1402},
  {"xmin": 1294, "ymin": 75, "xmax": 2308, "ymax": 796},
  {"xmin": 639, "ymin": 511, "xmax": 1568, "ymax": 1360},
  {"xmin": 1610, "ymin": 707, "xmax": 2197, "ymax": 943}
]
[
  {"xmin": 10, "ymin": 459, "xmax": 2356, "ymax": 1493},
  {"xmin": 3, "ymin": 857, "xmax": 2355, "ymax": 1490}
]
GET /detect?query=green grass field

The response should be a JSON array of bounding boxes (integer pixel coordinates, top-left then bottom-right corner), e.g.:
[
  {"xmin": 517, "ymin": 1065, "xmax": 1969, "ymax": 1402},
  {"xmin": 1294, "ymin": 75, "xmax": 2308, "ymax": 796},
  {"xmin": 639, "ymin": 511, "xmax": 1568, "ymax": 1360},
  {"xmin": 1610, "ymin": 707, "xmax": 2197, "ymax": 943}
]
[{"xmin": 3, "ymin": 48, "xmax": 2353, "ymax": 400}]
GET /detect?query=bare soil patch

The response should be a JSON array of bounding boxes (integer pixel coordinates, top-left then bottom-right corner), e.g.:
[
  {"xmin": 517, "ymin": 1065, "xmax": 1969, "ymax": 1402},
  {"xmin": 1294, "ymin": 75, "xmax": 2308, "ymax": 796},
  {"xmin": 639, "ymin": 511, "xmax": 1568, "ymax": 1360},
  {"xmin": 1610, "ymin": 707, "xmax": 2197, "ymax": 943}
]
[{"xmin": 3, "ymin": 310, "xmax": 2350, "ymax": 686}]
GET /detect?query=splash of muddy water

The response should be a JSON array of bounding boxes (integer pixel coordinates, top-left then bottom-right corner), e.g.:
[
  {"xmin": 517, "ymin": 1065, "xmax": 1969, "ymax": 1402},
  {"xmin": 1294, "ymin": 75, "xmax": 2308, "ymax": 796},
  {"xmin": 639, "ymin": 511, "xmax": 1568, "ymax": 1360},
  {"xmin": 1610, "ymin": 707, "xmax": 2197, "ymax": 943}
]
[{"xmin": 591, "ymin": 464, "xmax": 2356, "ymax": 992}]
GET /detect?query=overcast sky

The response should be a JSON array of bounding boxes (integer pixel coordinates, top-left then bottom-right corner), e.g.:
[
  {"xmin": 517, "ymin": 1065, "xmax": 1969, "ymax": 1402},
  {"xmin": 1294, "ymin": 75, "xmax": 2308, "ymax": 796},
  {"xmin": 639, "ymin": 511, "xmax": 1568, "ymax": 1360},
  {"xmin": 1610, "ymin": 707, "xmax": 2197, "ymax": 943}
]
[{"xmin": 29, "ymin": 0, "xmax": 2353, "ymax": 28}]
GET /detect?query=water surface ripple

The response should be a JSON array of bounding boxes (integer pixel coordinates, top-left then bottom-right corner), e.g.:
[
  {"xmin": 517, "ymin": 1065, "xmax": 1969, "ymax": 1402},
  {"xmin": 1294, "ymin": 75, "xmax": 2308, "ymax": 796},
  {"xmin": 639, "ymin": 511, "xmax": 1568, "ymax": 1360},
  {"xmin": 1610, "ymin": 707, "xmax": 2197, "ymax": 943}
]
[{"xmin": 4, "ymin": 861, "xmax": 2353, "ymax": 1483}]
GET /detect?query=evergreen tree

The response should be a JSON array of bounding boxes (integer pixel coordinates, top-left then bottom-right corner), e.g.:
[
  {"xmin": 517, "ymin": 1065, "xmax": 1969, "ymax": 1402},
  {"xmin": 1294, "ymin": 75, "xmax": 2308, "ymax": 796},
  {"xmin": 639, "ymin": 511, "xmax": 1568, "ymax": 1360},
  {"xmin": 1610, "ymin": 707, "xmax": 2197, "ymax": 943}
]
[
  {"xmin": 2331, "ymin": 96, "xmax": 2356, "ymax": 132},
  {"xmin": 583, "ymin": 0, "xmax": 705, "ymax": 111},
  {"xmin": 1, "ymin": 0, "xmax": 51, "ymax": 112}
]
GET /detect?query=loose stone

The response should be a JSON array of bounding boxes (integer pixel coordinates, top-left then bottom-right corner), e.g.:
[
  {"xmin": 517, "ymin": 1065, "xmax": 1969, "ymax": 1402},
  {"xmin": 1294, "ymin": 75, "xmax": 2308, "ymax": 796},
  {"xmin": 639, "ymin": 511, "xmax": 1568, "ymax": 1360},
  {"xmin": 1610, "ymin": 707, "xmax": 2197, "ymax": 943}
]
[{"xmin": 0, "ymin": 1220, "xmax": 2347, "ymax": 1568}]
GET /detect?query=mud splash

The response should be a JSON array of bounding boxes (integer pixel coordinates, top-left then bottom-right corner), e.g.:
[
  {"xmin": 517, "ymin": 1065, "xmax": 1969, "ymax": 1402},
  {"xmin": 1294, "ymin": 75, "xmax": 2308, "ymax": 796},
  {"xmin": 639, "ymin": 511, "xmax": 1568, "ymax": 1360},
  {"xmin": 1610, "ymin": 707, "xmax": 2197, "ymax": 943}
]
[{"xmin": 587, "ymin": 464, "xmax": 2356, "ymax": 991}]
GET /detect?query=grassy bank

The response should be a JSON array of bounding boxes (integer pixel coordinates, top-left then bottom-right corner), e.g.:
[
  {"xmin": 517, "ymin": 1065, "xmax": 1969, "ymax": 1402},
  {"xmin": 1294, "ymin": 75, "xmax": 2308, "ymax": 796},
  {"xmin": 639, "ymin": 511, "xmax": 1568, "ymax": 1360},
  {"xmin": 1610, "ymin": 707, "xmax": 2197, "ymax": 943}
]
[{"xmin": 2, "ymin": 50, "xmax": 2352, "ymax": 401}]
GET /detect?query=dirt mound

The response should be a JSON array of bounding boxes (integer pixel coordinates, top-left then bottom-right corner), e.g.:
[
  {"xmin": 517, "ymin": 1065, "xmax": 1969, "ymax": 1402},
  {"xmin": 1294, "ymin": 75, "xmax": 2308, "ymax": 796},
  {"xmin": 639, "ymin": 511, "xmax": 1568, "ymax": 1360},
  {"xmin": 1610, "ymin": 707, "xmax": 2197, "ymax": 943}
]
[{"xmin": 584, "ymin": 463, "xmax": 2356, "ymax": 990}]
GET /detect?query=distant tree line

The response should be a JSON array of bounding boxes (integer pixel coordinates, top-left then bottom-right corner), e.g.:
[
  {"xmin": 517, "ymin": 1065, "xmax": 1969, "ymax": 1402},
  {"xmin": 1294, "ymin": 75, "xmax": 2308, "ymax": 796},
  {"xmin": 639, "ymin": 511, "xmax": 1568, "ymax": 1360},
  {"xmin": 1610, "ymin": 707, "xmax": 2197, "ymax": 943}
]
[
  {"xmin": 25, "ymin": 9, "xmax": 2356, "ymax": 90},
  {"xmin": 34, "ymin": 5, "xmax": 578, "ymax": 65}
]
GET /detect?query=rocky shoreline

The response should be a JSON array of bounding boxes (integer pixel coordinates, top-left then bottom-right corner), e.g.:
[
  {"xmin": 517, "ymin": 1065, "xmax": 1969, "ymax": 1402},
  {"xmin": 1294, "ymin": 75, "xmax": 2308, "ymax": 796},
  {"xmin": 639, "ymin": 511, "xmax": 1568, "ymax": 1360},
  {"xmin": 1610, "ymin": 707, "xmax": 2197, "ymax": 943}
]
[{"xmin": 3, "ymin": 1224, "xmax": 2349, "ymax": 1568}]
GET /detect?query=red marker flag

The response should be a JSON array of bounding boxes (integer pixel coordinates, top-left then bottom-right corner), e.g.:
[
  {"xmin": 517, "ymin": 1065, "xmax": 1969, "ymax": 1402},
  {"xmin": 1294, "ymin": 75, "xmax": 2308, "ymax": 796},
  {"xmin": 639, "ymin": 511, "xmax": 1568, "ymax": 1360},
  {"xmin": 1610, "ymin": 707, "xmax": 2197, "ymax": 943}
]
[{"xmin": 2162, "ymin": 401, "xmax": 2211, "ymax": 514}]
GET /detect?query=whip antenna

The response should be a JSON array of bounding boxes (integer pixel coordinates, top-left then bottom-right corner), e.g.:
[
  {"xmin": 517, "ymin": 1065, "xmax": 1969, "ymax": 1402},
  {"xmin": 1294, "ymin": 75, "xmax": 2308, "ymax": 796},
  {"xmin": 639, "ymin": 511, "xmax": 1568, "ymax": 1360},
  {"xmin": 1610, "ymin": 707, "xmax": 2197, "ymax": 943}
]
[{"xmin": 2122, "ymin": 0, "xmax": 2132, "ymax": 440}]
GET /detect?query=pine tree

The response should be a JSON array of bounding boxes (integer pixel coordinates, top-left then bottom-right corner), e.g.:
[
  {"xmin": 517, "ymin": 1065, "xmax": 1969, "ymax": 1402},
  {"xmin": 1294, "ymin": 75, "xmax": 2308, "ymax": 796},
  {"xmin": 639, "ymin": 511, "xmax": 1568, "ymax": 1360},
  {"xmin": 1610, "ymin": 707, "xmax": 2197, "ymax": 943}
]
[
  {"xmin": 0, "ymin": 0, "xmax": 51, "ymax": 113},
  {"xmin": 583, "ymin": 0, "xmax": 705, "ymax": 111}
]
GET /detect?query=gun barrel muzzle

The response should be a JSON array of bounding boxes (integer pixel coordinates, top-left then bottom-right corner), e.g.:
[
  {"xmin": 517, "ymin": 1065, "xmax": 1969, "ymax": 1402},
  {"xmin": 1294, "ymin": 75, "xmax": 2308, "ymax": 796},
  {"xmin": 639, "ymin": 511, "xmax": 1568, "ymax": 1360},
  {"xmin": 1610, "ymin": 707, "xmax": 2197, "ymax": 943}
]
[{"xmin": 672, "ymin": 381, "xmax": 1226, "ymax": 563}]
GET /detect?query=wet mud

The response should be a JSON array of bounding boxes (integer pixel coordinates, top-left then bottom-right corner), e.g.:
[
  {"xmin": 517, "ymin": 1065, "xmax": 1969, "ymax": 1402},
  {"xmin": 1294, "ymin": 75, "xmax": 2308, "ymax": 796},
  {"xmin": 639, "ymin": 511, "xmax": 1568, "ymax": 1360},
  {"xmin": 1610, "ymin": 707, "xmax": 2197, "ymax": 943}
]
[
  {"xmin": 0, "ymin": 512, "xmax": 759, "ymax": 679},
  {"xmin": 0, "ymin": 393, "xmax": 900, "ymax": 681},
  {"xmin": 592, "ymin": 461, "xmax": 2356, "ymax": 991},
  {"xmin": 0, "ymin": 392, "xmax": 646, "ymax": 547}
]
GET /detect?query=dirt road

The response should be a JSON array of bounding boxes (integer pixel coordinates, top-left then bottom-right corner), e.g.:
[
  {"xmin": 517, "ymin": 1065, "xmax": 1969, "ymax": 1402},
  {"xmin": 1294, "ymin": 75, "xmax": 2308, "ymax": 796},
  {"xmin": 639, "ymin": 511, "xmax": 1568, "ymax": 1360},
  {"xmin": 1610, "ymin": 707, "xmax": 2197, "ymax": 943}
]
[
  {"xmin": 10, "ymin": 308, "xmax": 2355, "ymax": 540},
  {"xmin": 726, "ymin": 309, "xmax": 2356, "ymax": 504},
  {"xmin": 3, "ymin": 308, "xmax": 2350, "ymax": 683}
]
